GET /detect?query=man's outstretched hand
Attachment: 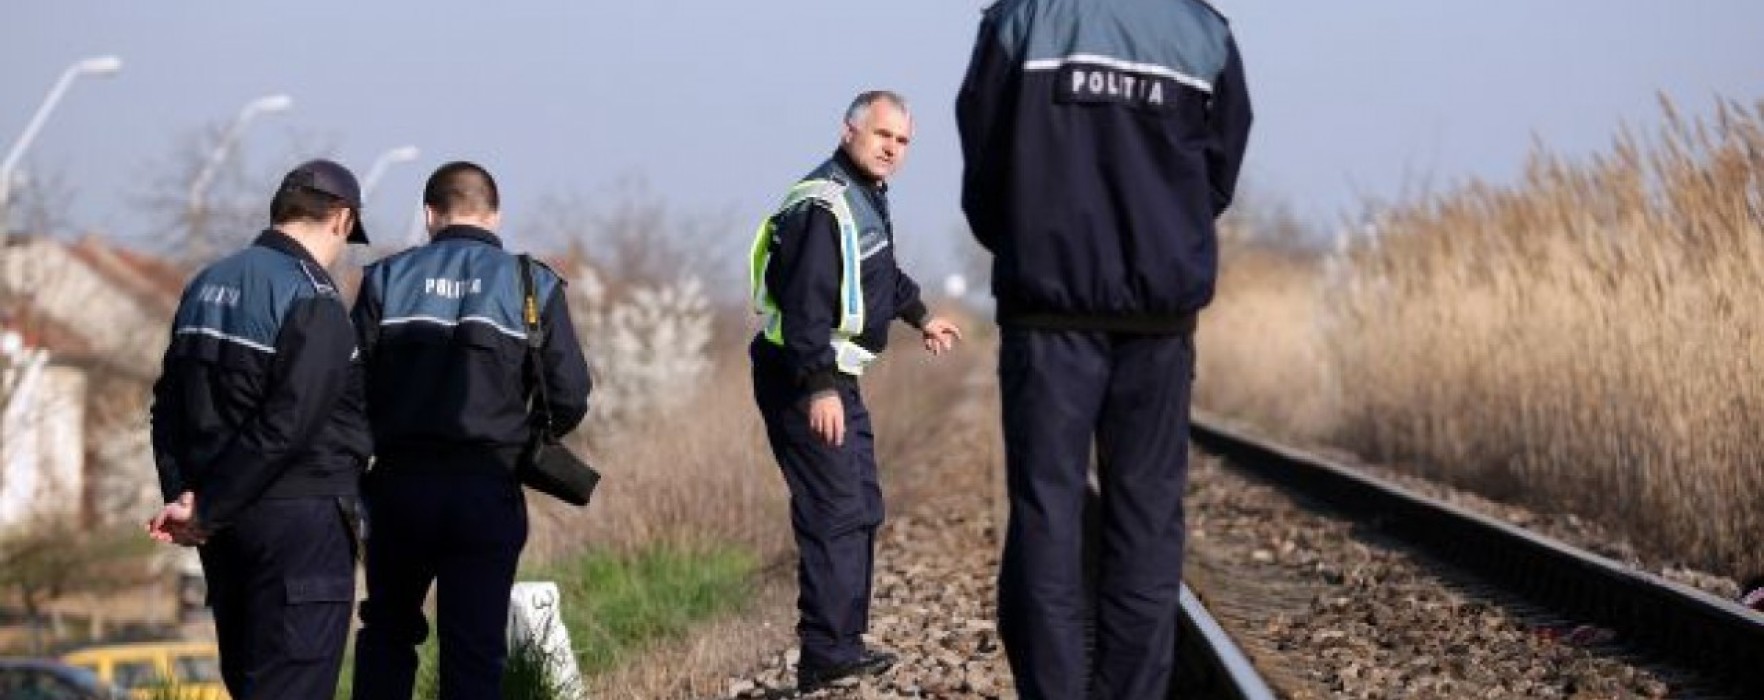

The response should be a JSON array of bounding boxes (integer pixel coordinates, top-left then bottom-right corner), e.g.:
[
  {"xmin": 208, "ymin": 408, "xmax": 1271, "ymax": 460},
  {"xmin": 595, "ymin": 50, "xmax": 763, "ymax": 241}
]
[{"xmin": 922, "ymin": 316, "xmax": 963, "ymax": 356}]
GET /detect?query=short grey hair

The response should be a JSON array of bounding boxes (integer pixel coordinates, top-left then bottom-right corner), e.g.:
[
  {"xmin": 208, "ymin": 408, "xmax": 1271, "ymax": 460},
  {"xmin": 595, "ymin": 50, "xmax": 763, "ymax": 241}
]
[{"xmin": 844, "ymin": 90, "xmax": 910, "ymax": 126}]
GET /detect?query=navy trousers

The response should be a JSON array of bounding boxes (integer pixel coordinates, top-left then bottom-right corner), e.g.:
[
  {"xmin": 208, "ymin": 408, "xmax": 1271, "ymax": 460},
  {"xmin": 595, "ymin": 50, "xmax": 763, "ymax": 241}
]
[
  {"xmin": 199, "ymin": 497, "xmax": 355, "ymax": 700},
  {"xmin": 752, "ymin": 338, "xmax": 885, "ymax": 672},
  {"xmin": 352, "ymin": 469, "xmax": 527, "ymax": 700},
  {"xmin": 997, "ymin": 327, "xmax": 1195, "ymax": 700}
]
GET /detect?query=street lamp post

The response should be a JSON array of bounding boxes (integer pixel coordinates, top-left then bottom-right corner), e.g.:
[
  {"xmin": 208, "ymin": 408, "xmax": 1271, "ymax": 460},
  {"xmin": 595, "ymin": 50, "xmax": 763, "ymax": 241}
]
[
  {"xmin": 361, "ymin": 145, "xmax": 420, "ymax": 202},
  {"xmin": 185, "ymin": 94, "xmax": 292, "ymax": 259},
  {"xmin": 0, "ymin": 55, "xmax": 123, "ymax": 236},
  {"xmin": 361, "ymin": 146, "xmax": 419, "ymax": 257},
  {"xmin": 187, "ymin": 94, "xmax": 293, "ymax": 216}
]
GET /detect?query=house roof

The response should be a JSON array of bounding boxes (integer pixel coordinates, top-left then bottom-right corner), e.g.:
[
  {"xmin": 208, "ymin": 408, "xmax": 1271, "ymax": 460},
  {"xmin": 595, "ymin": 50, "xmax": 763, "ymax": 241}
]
[
  {"xmin": 0, "ymin": 234, "xmax": 183, "ymax": 378},
  {"xmin": 66, "ymin": 237, "xmax": 186, "ymax": 316},
  {"xmin": 0, "ymin": 305, "xmax": 94, "ymax": 358}
]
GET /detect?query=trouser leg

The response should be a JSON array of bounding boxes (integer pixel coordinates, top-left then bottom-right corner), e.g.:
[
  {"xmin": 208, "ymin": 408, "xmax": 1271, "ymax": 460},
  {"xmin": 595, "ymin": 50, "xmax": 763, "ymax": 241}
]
[
  {"xmin": 997, "ymin": 328, "xmax": 1109, "ymax": 700},
  {"xmin": 435, "ymin": 474, "xmax": 528, "ymax": 700},
  {"xmin": 208, "ymin": 499, "xmax": 356, "ymax": 700},
  {"xmin": 846, "ymin": 392, "xmax": 881, "ymax": 652},
  {"xmin": 200, "ymin": 543, "xmax": 251, "ymax": 696},
  {"xmin": 1093, "ymin": 333, "xmax": 1195, "ymax": 699},
  {"xmin": 752, "ymin": 349, "xmax": 876, "ymax": 671},
  {"xmin": 354, "ymin": 475, "xmax": 439, "ymax": 700}
]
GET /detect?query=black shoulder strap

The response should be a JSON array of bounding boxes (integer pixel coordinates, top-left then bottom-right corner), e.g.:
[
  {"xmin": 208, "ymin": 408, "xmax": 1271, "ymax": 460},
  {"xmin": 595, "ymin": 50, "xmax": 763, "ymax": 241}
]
[{"xmin": 518, "ymin": 254, "xmax": 555, "ymax": 440}]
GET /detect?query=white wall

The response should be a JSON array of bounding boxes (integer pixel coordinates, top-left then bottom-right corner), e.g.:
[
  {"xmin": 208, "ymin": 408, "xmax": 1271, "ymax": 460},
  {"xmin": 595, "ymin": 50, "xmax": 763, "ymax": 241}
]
[
  {"xmin": 0, "ymin": 239, "xmax": 168, "ymax": 379},
  {"xmin": 0, "ymin": 346, "xmax": 87, "ymax": 529}
]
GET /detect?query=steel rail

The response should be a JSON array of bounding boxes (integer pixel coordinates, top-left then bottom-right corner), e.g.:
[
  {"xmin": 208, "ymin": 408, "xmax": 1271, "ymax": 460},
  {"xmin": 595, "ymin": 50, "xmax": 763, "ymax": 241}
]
[{"xmin": 1190, "ymin": 416, "xmax": 1764, "ymax": 694}]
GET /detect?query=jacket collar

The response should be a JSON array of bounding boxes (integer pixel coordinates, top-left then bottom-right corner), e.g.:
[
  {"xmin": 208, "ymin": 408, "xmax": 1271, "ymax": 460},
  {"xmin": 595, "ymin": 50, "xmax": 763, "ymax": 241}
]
[
  {"xmin": 431, "ymin": 224, "xmax": 504, "ymax": 248},
  {"xmin": 254, "ymin": 229, "xmax": 342, "ymax": 294},
  {"xmin": 254, "ymin": 228, "xmax": 338, "ymax": 287},
  {"xmin": 832, "ymin": 150, "xmax": 887, "ymax": 196}
]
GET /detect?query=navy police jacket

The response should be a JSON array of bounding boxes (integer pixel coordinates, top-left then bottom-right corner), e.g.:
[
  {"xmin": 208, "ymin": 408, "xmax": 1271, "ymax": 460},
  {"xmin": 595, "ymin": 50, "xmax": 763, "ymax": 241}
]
[
  {"xmin": 352, "ymin": 225, "xmax": 590, "ymax": 467},
  {"xmin": 150, "ymin": 230, "xmax": 370, "ymax": 532},
  {"xmin": 958, "ymin": 0, "xmax": 1253, "ymax": 332},
  {"xmin": 761, "ymin": 151, "xmax": 929, "ymax": 396}
]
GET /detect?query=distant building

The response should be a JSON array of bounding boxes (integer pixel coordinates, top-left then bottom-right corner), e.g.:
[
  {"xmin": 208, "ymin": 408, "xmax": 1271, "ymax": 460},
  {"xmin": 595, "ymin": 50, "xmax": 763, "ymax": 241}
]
[
  {"xmin": 0, "ymin": 329, "xmax": 85, "ymax": 530},
  {"xmin": 0, "ymin": 235, "xmax": 183, "ymax": 529}
]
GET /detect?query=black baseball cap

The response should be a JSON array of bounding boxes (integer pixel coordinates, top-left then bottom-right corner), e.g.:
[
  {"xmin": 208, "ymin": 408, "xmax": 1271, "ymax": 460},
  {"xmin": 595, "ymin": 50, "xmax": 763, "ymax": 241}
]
[{"xmin": 280, "ymin": 159, "xmax": 369, "ymax": 244}]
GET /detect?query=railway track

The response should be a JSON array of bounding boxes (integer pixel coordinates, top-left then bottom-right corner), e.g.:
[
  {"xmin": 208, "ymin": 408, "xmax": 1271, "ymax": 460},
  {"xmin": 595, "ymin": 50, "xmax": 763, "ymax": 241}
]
[
  {"xmin": 1081, "ymin": 477, "xmax": 1278, "ymax": 699},
  {"xmin": 1182, "ymin": 416, "xmax": 1764, "ymax": 698},
  {"xmin": 726, "ymin": 403, "xmax": 1758, "ymax": 698},
  {"xmin": 1171, "ymin": 584, "xmax": 1278, "ymax": 699}
]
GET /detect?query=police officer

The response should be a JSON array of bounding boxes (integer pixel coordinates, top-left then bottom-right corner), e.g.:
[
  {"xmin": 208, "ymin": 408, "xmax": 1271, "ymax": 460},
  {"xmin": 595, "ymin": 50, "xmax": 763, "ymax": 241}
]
[
  {"xmin": 957, "ymin": 0, "xmax": 1253, "ymax": 697},
  {"xmin": 350, "ymin": 161, "xmax": 590, "ymax": 699},
  {"xmin": 147, "ymin": 158, "xmax": 373, "ymax": 699},
  {"xmin": 749, "ymin": 90, "xmax": 963, "ymax": 693}
]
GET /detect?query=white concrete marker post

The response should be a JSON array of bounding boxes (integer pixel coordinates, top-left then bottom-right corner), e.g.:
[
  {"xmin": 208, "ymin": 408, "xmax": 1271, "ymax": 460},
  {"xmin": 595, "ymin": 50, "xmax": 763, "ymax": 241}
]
[
  {"xmin": 942, "ymin": 273, "xmax": 968, "ymax": 299},
  {"xmin": 508, "ymin": 581, "xmax": 585, "ymax": 699}
]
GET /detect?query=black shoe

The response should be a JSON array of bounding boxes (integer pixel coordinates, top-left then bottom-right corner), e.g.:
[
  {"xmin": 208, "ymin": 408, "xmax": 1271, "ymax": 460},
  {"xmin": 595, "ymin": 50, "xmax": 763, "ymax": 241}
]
[{"xmin": 797, "ymin": 649, "xmax": 898, "ymax": 693}]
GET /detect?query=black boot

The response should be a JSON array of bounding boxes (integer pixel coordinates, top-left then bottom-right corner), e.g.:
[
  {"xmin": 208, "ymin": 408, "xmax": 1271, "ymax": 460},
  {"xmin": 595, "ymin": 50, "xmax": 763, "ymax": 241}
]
[{"xmin": 796, "ymin": 649, "xmax": 898, "ymax": 693}]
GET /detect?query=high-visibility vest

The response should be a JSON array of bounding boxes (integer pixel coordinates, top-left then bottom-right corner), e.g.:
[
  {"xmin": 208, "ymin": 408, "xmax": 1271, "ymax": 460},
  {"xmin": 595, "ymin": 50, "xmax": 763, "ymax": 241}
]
[{"xmin": 749, "ymin": 175, "xmax": 878, "ymax": 375}]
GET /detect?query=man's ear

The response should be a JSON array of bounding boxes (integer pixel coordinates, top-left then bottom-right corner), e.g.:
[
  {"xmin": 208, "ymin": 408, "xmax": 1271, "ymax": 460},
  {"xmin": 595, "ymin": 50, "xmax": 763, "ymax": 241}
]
[{"xmin": 333, "ymin": 207, "xmax": 354, "ymax": 238}]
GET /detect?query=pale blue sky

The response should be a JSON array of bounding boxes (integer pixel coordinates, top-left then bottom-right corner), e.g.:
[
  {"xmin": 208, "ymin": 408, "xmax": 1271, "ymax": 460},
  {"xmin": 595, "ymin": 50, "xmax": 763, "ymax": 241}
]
[{"xmin": 3, "ymin": 1, "xmax": 1762, "ymax": 277}]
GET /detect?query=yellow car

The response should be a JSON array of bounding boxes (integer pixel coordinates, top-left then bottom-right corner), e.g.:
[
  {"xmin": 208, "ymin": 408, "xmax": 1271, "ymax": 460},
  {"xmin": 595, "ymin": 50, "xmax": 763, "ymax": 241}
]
[{"xmin": 60, "ymin": 641, "xmax": 226, "ymax": 700}]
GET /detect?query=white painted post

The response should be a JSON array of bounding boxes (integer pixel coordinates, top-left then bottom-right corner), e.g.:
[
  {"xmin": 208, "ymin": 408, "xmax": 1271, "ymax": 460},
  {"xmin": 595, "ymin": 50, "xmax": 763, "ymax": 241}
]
[{"xmin": 507, "ymin": 581, "xmax": 585, "ymax": 699}]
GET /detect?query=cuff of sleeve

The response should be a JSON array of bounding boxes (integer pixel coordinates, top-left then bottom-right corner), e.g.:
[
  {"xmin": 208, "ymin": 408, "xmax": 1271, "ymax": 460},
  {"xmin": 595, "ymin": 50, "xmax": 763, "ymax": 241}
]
[
  {"xmin": 801, "ymin": 369, "xmax": 841, "ymax": 396},
  {"xmin": 898, "ymin": 300, "xmax": 930, "ymax": 329}
]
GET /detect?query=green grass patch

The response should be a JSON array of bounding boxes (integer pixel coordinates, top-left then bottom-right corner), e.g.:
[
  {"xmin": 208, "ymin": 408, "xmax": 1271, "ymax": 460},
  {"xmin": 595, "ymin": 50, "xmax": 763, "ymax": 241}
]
[
  {"xmin": 333, "ymin": 542, "xmax": 758, "ymax": 698},
  {"xmin": 536, "ymin": 543, "xmax": 758, "ymax": 676}
]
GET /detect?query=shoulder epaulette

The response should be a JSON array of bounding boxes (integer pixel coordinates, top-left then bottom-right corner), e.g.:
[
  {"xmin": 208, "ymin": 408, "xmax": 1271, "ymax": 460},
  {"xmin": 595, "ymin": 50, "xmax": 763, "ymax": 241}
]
[{"xmin": 295, "ymin": 259, "xmax": 339, "ymax": 298}]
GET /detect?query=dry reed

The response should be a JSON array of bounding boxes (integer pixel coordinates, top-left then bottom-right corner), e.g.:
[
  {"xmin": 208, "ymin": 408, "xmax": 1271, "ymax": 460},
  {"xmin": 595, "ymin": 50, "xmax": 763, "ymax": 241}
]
[{"xmin": 1200, "ymin": 97, "xmax": 1764, "ymax": 577}]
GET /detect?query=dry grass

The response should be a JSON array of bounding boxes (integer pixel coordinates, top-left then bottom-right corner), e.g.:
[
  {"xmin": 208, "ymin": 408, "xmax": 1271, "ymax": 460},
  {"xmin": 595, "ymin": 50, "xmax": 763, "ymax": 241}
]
[
  {"xmin": 1195, "ymin": 243, "xmax": 1334, "ymax": 442},
  {"xmin": 527, "ymin": 315, "xmax": 987, "ymax": 563},
  {"xmin": 517, "ymin": 310, "xmax": 991, "ymax": 692},
  {"xmin": 1199, "ymin": 97, "xmax": 1764, "ymax": 577},
  {"xmin": 585, "ymin": 318, "xmax": 995, "ymax": 698},
  {"xmin": 525, "ymin": 353, "xmax": 789, "ymax": 562}
]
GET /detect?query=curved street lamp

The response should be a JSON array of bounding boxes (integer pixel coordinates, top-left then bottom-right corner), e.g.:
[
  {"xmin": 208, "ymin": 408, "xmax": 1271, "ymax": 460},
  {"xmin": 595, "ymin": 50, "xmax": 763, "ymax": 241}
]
[
  {"xmin": 186, "ymin": 93, "xmax": 293, "ymax": 214},
  {"xmin": 0, "ymin": 55, "xmax": 123, "ymax": 235},
  {"xmin": 184, "ymin": 94, "xmax": 291, "ymax": 259},
  {"xmin": 361, "ymin": 145, "xmax": 420, "ymax": 201}
]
